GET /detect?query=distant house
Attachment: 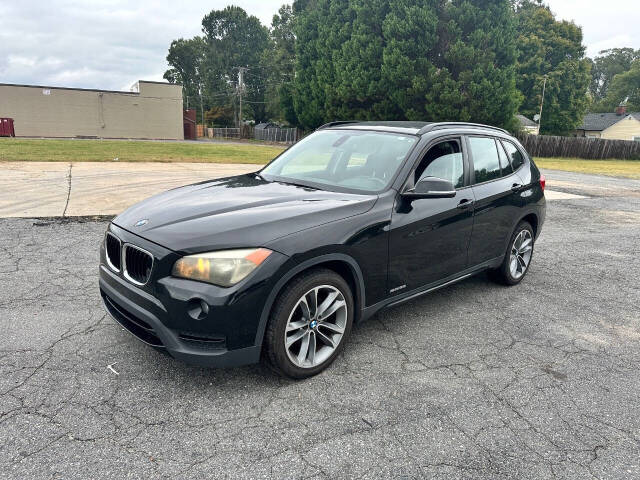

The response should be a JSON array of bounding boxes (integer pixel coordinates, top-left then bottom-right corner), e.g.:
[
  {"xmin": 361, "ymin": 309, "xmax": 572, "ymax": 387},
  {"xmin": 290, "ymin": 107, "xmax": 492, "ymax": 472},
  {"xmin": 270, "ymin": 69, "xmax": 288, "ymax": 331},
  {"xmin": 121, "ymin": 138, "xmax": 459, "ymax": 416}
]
[
  {"xmin": 516, "ymin": 114, "xmax": 539, "ymax": 135},
  {"xmin": 574, "ymin": 106, "xmax": 640, "ymax": 141}
]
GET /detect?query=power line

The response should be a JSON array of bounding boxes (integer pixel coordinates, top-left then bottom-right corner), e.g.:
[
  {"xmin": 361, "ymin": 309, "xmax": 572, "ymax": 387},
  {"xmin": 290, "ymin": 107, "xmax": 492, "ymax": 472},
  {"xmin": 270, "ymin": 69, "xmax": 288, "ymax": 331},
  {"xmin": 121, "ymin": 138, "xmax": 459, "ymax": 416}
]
[{"xmin": 184, "ymin": 74, "xmax": 291, "ymax": 124}]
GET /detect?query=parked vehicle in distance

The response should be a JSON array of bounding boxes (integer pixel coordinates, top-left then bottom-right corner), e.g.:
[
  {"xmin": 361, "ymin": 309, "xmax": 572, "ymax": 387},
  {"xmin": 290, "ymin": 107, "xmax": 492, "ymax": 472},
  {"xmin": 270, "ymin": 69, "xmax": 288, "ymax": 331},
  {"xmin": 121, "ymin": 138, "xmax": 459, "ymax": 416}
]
[{"xmin": 99, "ymin": 121, "xmax": 546, "ymax": 378}]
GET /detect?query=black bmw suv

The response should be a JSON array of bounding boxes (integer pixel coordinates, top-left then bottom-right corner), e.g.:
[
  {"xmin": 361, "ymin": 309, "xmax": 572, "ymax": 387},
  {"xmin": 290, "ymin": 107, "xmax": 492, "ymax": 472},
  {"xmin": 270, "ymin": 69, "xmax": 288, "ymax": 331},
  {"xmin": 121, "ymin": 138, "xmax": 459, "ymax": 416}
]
[{"xmin": 100, "ymin": 121, "xmax": 546, "ymax": 378}]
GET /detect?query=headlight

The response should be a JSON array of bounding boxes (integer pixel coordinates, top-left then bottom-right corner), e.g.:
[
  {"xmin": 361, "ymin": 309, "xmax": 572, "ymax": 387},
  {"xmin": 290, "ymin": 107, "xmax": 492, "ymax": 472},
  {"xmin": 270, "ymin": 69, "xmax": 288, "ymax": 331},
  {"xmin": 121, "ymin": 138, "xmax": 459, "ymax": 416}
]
[{"xmin": 172, "ymin": 248, "xmax": 272, "ymax": 287}]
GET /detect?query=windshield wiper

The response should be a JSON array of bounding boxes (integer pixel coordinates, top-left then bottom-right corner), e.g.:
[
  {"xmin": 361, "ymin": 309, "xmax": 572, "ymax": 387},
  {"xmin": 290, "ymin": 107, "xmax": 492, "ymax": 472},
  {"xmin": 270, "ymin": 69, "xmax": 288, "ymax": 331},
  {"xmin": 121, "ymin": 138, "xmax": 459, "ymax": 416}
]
[{"xmin": 276, "ymin": 179, "xmax": 321, "ymax": 191}]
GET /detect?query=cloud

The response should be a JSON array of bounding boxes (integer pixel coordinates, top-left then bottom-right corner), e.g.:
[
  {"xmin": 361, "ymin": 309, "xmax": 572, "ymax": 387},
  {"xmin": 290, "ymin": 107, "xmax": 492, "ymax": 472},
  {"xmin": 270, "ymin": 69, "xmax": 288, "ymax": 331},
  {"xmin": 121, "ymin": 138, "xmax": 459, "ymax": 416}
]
[
  {"xmin": 0, "ymin": 0, "xmax": 282, "ymax": 90},
  {"xmin": 0, "ymin": 0, "xmax": 638, "ymax": 91},
  {"xmin": 546, "ymin": 0, "xmax": 640, "ymax": 57}
]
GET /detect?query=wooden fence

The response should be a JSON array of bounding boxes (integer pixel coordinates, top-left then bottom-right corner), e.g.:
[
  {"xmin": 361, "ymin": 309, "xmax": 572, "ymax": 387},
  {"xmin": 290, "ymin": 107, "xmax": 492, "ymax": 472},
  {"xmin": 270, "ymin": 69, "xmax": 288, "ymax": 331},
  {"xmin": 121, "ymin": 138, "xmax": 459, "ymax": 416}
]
[{"xmin": 516, "ymin": 133, "xmax": 640, "ymax": 160}]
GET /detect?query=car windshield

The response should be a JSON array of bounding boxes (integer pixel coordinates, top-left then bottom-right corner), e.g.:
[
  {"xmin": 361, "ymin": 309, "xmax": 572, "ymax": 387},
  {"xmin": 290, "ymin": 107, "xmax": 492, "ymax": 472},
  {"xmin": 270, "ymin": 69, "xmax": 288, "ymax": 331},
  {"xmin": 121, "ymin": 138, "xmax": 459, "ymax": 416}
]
[{"xmin": 261, "ymin": 130, "xmax": 418, "ymax": 193}]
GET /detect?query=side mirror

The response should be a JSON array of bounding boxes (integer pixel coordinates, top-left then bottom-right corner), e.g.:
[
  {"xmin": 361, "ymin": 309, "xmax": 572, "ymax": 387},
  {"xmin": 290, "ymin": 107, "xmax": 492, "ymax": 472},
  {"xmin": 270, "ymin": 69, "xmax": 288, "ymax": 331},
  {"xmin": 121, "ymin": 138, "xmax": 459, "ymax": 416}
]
[{"xmin": 402, "ymin": 176, "xmax": 456, "ymax": 199}]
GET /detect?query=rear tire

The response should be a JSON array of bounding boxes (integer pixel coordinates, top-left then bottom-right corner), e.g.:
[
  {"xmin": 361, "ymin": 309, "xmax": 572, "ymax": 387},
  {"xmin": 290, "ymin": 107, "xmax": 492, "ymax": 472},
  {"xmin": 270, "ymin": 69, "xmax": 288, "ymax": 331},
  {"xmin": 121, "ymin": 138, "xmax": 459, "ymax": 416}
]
[
  {"xmin": 489, "ymin": 221, "xmax": 535, "ymax": 286},
  {"xmin": 264, "ymin": 268, "xmax": 354, "ymax": 379}
]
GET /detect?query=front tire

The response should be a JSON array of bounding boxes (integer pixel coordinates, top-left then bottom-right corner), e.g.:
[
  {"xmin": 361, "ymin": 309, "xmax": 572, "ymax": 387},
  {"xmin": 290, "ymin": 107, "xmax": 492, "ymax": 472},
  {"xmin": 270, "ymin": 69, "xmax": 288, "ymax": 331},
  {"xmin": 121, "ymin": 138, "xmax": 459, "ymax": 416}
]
[
  {"xmin": 490, "ymin": 221, "xmax": 535, "ymax": 286},
  {"xmin": 264, "ymin": 269, "xmax": 354, "ymax": 379}
]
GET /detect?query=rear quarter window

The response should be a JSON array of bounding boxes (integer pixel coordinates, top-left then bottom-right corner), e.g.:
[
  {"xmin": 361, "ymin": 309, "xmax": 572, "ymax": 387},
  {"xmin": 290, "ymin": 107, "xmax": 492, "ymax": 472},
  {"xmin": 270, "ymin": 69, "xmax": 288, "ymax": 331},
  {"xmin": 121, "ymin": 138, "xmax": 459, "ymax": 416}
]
[
  {"xmin": 496, "ymin": 140, "xmax": 513, "ymax": 175},
  {"xmin": 501, "ymin": 141, "xmax": 526, "ymax": 171}
]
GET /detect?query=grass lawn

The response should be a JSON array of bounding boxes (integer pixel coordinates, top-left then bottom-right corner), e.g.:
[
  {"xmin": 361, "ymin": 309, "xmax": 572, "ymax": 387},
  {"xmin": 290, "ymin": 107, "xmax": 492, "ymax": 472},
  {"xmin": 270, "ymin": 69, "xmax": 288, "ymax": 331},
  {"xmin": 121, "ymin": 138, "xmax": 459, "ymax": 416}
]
[
  {"xmin": 2, "ymin": 139, "xmax": 639, "ymax": 179},
  {"xmin": 0, "ymin": 138, "xmax": 285, "ymax": 164},
  {"xmin": 534, "ymin": 158, "xmax": 640, "ymax": 180}
]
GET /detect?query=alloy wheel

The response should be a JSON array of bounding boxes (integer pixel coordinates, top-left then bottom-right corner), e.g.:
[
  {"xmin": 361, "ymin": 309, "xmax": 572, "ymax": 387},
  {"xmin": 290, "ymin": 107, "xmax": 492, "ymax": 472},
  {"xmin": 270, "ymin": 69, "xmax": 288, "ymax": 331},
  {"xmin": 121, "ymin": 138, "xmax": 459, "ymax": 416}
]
[
  {"xmin": 284, "ymin": 285, "xmax": 347, "ymax": 369},
  {"xmin": 509, "ymin": 229, "xmax": 533, "ymax": 280}
]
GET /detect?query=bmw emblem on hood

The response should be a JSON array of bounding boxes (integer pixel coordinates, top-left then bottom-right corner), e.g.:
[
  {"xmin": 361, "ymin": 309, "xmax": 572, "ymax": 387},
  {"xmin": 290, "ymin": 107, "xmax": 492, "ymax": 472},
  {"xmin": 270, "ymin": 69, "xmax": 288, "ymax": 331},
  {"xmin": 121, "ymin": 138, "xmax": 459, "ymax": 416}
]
[{"xmin": 134, "ymin": 219, "xmax": 149, "ymax": 227}]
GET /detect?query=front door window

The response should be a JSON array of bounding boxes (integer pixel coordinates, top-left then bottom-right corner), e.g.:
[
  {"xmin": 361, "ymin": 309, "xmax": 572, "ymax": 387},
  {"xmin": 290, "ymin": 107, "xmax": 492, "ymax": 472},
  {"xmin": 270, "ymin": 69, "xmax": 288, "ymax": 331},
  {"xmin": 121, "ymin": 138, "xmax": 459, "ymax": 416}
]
[{"xmin": 414, "ymin": 139, "xmax": 464, "ymax": 188}]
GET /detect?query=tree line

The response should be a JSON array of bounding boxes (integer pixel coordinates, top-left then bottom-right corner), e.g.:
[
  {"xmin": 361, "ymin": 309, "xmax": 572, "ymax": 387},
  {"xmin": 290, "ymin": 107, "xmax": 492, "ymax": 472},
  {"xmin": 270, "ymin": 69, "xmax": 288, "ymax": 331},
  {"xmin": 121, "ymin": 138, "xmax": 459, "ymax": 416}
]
[
  {"xmin": 164, "ymin": 0, "xmax": 638, "ymax": 136},
  {"xmin": 589, "ymin": 48, "xmax": 640, "ymax": 113}
]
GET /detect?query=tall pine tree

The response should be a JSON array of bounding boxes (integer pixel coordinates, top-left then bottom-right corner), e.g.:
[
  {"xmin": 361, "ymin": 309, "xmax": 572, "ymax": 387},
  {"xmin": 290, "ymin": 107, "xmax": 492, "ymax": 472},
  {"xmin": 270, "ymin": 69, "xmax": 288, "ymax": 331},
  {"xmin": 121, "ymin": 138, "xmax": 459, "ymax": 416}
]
[
  {"xmin": 264, "ymin": 4, "xmax": 298, "ymax": 125},
  {"xmin": 292, "ymin": 0, "xmax": 521, "ymax": 130},
  {"xmin": 293, "ymin": 0, "xmax": 337, "ymax": 129},
  {"xmin": 425, "ymin": 0, "xmax": 521, "ymax": 129},
  {"xmin": 381, "ymin": 0, "xmax": 440, "ymax": 120}
]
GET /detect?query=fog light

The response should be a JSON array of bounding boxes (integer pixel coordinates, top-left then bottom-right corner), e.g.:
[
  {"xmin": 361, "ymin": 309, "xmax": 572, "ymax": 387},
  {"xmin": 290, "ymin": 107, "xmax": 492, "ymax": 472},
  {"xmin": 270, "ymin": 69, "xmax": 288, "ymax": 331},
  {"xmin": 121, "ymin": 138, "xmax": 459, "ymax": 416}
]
[{"xmin": 187, "ymin": 298, "xmax": 209, "ymax": 321}]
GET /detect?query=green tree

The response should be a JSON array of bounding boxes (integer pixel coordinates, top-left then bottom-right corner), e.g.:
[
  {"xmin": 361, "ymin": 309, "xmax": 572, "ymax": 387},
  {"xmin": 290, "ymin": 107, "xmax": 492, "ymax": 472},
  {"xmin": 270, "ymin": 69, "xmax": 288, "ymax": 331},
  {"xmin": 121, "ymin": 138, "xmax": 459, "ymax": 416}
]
[
  {"xmin": 600, "ymin": 59, "xmax": 640, "ymax": 111},
  {"xmin": 514, "ymin": 1, "xmax": 591, "ymax": 135},
  {"xmin": 292, "ymin": 0, "xmax": 346, "ymax": 129},
  {"xmin": 590, "ymin": 48, "xmax": 640, "ymax": 104},
  {"xmin": 292, "ymin": 0, "xmax": 521, "ymax": 130},
  {"xmin": 204, "ymin": 105, "xmax": 235, "ymax": 127},
  {"xmin": 163, "ymin": 37, "xmax": 206, "ymax": 109},
  {"xmin": 201, "ymin": 6, "xmax": 270, "ymax": 123},
  {"xmin": 425, "ymin": 0, "xmax": 521, "ymax": 130},
  {"xmin": 329, "ymin": 0, "xmax": 391, "ymax": 119},
  {"xmin": 264, "ymin": 4, "xmax": 298, "ymax": 125},
  {"xmin": 380, "ymin": 0, "xmax": 439, "ymax": 119}
]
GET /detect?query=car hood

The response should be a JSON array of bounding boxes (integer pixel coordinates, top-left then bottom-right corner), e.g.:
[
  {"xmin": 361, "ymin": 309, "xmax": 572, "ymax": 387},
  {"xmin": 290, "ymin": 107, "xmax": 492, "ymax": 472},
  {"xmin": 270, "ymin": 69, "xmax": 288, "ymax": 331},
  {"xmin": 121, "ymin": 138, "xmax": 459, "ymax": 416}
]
[{"xmin": 113, "ymin": 174, "xmax": 377, "ymax": 253}]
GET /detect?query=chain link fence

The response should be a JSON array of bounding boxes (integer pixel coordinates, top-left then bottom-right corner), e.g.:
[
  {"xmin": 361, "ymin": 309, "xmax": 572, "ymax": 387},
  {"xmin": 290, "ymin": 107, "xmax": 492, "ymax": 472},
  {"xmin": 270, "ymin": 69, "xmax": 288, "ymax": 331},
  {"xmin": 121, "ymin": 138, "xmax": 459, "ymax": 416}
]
[
  {"xmin": 211, "ymin": 127, "xmax": 241, "ymax": 139},
  {"xmin": 206, "ymin": 126, "xmax": 301, "ymax": 144},
  {"xmin": 254, "ymin": 127, "xmax": 299, "ymax": 144}
]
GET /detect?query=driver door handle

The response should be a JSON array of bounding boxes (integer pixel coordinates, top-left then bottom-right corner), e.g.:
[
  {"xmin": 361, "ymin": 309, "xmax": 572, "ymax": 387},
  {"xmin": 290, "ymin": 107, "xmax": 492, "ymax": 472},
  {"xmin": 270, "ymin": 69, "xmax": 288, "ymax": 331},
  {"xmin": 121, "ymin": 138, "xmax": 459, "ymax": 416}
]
[{"xmin": 457, "ymin": 199, "xmax": 474, "ymax": 210}]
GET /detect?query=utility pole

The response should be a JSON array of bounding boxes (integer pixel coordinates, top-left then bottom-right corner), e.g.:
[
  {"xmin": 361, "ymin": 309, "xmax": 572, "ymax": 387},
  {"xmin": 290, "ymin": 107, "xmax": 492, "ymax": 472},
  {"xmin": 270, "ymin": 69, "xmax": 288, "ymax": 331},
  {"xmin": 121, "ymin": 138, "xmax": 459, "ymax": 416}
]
[
  {"xmin": 199, "ymin": 85, "xmax": 204, "ymax": 136},
  {"xmin": 538, "ymin": 74, "xmax": 548, "ymax": 135},
  {"xmin": 237, "ymin": 67, "xmax": 248, "ymax": 129}
]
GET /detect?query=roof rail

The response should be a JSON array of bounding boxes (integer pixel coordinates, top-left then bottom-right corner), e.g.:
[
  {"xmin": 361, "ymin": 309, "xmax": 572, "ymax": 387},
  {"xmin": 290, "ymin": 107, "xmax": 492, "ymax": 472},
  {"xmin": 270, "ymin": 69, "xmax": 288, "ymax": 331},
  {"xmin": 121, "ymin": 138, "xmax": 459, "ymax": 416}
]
[
  {"xmin": 417, "ymin": 122, "xmax": 509, "ymax": 135},
  {"xmin": 316, "ymin": 121, "xmax": 361, "ymax": 130}
]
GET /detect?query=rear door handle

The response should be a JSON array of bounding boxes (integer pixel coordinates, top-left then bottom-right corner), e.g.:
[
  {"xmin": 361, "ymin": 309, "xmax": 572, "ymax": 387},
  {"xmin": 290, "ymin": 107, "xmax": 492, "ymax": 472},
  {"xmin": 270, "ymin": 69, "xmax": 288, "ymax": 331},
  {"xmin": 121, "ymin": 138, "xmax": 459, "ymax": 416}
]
[
  {"xmin": 457, "ymin": 199, "xmax": 474, "ymax": 210},
  {"xmin": 511, "ymin": 183, "xmax": 523, "ymax": 192}
]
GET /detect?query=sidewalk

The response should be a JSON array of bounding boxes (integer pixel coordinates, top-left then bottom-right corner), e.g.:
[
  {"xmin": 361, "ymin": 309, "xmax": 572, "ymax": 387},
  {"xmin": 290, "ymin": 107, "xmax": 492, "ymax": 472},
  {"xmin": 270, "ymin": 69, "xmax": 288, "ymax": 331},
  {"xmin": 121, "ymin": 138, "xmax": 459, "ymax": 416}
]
[{"xmin": 0, "ymin": 161, "xmax": 258, "ymax": 217}]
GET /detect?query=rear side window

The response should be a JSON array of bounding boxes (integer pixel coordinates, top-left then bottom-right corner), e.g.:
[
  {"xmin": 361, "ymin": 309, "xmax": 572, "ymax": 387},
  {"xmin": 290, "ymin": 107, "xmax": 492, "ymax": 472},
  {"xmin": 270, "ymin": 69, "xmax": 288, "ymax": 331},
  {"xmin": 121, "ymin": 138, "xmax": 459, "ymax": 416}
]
[
  {"xmin": 469, "ymin": 137, "xmax": 501, "ymax": 183},
  {"xmin": 501, "ymin": 141, "xmax": 525, "ymax": 171}
]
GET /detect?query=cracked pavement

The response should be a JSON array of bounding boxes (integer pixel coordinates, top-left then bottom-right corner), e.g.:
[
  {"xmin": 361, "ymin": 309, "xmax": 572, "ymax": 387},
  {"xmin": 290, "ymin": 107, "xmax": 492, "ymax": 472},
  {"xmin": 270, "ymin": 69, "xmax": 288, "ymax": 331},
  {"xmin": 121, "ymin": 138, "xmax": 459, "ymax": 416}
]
[
  {"xmin": 0, "ymin": 162, "xmax": 259, "ymax": 217},
  {"xmin": 1, "ymin": 169, "xmax": 639, "ymax": 479}
]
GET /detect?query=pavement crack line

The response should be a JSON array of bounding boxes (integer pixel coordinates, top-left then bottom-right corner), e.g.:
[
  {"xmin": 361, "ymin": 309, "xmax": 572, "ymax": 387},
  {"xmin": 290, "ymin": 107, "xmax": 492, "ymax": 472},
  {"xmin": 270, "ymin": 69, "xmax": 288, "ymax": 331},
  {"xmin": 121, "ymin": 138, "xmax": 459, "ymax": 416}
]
[{"xmin": 62, "ymin": 162, "xmax": 73, "ymax": 217}]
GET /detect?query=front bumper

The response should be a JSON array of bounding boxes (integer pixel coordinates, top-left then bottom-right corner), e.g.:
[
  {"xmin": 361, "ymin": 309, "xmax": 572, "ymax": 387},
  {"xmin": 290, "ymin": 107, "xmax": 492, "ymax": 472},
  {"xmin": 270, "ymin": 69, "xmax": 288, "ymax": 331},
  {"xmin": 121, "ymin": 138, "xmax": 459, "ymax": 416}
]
[
  {"xmin": 99, "ymin": 223, "xmax": 287, "ymax": 368},
  {"xmin": 100, "ymin": 270, "xmax": 260, "ymax": 367}
]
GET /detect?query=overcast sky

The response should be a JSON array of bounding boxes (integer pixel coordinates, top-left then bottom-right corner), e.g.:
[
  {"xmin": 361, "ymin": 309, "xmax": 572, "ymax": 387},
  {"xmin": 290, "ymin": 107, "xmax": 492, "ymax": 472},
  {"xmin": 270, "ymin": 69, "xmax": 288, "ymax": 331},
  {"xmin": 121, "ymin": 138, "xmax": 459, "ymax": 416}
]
[{"xmin": 1, "ymin": 0, "xmax": 638, "ymax": 91}]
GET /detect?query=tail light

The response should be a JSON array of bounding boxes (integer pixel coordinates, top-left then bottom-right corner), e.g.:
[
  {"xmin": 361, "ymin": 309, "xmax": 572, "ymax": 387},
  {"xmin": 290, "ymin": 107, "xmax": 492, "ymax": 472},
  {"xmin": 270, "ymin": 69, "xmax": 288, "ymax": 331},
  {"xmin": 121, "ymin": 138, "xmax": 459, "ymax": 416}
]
[{"xmin": 539, "ymin": 174, "xmax": 546, "ymax": 191}]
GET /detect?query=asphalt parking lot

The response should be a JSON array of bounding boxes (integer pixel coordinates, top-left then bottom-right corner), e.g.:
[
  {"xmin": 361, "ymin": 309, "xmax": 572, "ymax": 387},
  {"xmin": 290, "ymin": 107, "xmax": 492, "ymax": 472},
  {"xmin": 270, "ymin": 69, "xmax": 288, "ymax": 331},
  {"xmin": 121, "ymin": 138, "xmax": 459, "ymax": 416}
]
[{"xmin": 1, "ymin": 169, "xmax": 639, "ymax": 479}]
